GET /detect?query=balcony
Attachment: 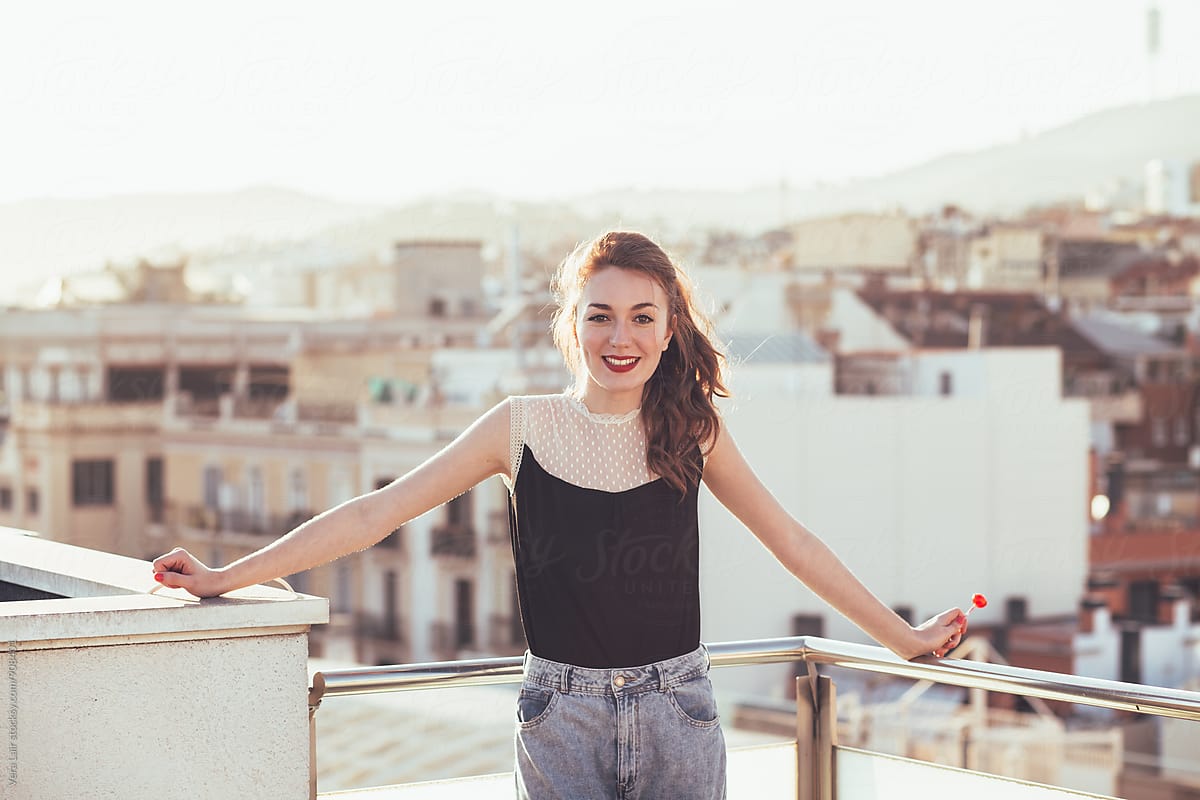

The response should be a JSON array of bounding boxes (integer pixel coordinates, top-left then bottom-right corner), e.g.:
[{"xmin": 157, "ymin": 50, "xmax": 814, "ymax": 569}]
[
  {"xmin": 485, "ymin": 613, "xmax": 526, "ymax": 656},
  {"xmin": 12, "ymin": 399, "xmax": 163, "ymax": 431},
  {"xmin": 429, "ymin": 619, "xmax": 475, "ymax": 660},
  {"xmin": 429, "ymin": 525, "xmax": 475, "ymax": 558},
  {"xmin": 171, "ymin": 503, "xmax": 314, "ymax": 538},
  {"xmin": 356, "ymin": 612, "xmax": 406, "ymax": 644},
  {"xmin": 6, "ymin": 527, "xmax": 1200, "ymax": 799}
]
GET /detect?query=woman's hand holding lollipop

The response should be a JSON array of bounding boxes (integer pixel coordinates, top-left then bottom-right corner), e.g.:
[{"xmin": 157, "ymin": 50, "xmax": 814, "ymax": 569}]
[{"xmin": 929, "ymin": 593, "xmax": 986, "ymax": 658}]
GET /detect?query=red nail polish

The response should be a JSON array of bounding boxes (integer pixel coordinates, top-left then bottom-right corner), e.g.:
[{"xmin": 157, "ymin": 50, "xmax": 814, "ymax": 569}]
[{"xmin": 154, "ymin": 573, "xmax": 164, "ymax": 582}]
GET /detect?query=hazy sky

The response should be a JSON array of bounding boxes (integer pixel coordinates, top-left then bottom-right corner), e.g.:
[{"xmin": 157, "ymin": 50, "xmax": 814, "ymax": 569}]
[{"xmin": 4, "ymin": 0, "xmax": 1199, "ymax": 205}]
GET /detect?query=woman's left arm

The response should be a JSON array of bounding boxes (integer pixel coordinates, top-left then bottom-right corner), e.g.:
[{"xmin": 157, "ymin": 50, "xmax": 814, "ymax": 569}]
[{"xmin": 701, "ymin": 422, "xmax": 964, "ymax": 660}]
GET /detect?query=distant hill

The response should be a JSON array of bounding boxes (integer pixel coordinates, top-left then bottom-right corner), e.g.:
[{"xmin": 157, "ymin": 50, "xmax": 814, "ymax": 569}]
[
  {"xmin": 569, "ymin": 93, "xmax": 1200, "ymax": 228},
  {"xmin": 3, "ymin": 94, "xmax": 1198, "ymax": 301},
  {"xmin": 0, "ymin": 187, "xmax": 380, "ymax": 302}
]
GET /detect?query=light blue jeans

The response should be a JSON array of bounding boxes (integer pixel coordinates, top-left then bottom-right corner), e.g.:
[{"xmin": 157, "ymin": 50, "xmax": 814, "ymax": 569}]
[{"xmin": 514, "ymin": 645, "xmax": 727, "ymax": 799}]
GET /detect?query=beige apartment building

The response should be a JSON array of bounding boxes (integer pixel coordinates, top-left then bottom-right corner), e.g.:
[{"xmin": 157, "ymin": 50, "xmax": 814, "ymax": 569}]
[
  {"xmin": 966, "ymin": 223, "xmax": 1046, "ymax": 291},
  {"xmin": 308, "ymin": 240, "xmax": 489, "ymax": 318},
  {"xmin": 789, "ymin": 213, "xmax": 918, "ymax": 273},
  {"xmin": 0, "ymin": 245, "xmax": 537, "ymax": 663}
]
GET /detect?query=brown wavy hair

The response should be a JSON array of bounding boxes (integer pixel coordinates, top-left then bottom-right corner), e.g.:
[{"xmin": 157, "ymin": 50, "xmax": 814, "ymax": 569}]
[{"xmin": 551, "ymin": 231, "xmax": 728, "ymax": 495}]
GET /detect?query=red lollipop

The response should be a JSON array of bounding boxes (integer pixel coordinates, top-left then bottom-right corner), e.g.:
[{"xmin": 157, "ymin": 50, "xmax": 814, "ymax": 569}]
[{"xmin": 965, "ymin": 592, "xmax": 987, "ymax": 616}]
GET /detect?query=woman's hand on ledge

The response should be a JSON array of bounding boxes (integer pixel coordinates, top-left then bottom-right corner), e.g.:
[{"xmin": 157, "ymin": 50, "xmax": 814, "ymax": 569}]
[{"xmin": 152, "ymin": 547, "xmax": 232, "ymax": 598}]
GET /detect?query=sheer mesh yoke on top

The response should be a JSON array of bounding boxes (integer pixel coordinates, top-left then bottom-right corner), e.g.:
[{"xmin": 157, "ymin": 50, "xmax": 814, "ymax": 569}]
[{"xmin": 506, "ymin": 394, "xmax": 656, "ymax": 493}]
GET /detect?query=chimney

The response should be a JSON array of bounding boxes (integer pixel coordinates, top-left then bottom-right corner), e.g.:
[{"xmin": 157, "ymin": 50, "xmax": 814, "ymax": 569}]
[
  {"xmin": 815, "ymin": 328, "xmax": 841, "ymax": 354},
  {"xmin": 1159, "ymin": 583, "xmax": 1188, "ymax": 627},
  {"xmin": 968, "ymin": 303, "xmax": 988, "ymax": 349},
  {"xmin": 1080, "ymin": 597, "xmax": 1108, "ymax": 634}
]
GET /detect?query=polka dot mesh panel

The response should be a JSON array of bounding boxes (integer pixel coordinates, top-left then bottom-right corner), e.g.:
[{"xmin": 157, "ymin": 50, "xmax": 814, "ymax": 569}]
[{"xmin": 506, "ymin": 394, "xmax": 656, "ymax": 493}]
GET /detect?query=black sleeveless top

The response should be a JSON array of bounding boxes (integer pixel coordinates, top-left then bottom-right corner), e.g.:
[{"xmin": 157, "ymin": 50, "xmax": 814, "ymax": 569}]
[{"xmin": 507, "ymin": 396, "xmax": 702, "ymax": 668}]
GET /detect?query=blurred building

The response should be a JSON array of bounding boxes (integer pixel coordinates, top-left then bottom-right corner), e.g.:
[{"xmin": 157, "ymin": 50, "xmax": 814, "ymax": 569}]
[
  {"xmin": 1145, "ymin": 159, "xmax": 1200, "ymax": 218},
  {"xmin": 688, "ymin": 274, "xmax": 1090, "ymax": 703},
  {"xmin": 1055, "ymin": 239, "xmax": 1153, "ymax": 309},
  {"xmin": 965, "ymin": 223, "xmax": 1046, "ymax": 291},
  {"xmin": 0, "ymin": 239, "xmax": 562, "ymax": 664},
  {"xmin": 788, "ymin": 213, "xmax": 917, "ymax": 274},
  {"xmin": 308, "ymin": 240, "xmax": 489, "ymax": 319}
]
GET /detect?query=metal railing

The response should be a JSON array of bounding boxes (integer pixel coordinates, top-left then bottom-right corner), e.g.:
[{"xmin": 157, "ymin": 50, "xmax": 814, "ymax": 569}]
[
  {"xmin": 307, "ymin": 636, "xmax": 1200, "ymax": 799},
  {"xmin": 429, "ymin": 525, "xmax": 476, "ymax": 557}
]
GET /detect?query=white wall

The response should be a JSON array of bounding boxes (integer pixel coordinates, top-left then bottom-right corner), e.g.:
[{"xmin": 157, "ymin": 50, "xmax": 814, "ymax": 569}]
[
  {"xmin": 1137, "ymin": 602, "xmax": 1200, "ymax": 691},
  {"xmin": 829, "ymin": 288, "xmax": 910, "ymax": 352},
  {"xmin": 1, "ymin": 531, "xmax": 327, "ymax": 800},
  {"xmin": 724, "ymin": 361, "xmax": 834, "ymax": 403},
  {"xmin": 909, "ymin": 348, "xmax": 1062, "ymax": 401},
  {"xmin": 700, "ymin": 354, "xmax": 1090, "ymax": 700}
]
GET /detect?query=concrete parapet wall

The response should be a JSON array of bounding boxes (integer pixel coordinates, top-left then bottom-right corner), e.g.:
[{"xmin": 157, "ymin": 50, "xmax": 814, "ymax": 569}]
[{"xmin": 1, "ymin": 527, "xmax": 329, "ymax": 800}]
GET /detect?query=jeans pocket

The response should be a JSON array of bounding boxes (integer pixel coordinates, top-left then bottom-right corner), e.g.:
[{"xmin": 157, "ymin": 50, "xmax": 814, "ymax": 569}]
[
  {"xmin": 667, "ymin": 675, "xmax": 720, "ymax": 727},
  {"xmin": 516, "ymin": 686, "xmax": 558, "ymax": 728}
]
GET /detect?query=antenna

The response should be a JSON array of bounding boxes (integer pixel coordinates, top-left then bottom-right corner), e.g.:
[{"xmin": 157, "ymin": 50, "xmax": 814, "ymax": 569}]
[{"xmin": 1146, "ymin": 3, "xmax": 1160, "ymax": 101}]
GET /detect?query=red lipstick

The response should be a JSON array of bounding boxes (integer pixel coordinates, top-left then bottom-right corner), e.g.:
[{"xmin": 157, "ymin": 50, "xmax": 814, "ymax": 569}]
[{"xmin": 602, "ymin": 355, "xmax": 640, "ymax": 373}]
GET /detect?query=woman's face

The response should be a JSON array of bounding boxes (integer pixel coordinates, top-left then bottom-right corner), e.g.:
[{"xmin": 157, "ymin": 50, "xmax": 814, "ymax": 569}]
[{"xmin": 574, "ymin": 266, "xmax": 673, "ymax": 410}]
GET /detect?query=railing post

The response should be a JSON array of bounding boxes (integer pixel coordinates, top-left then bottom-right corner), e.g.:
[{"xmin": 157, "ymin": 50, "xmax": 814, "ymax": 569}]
[
  {"xmin": 815, "ymin": 674, "xmax": 837, "ymax": 800},
  {"xmin": 308, "ymin": 679, "xmax": 326, "ymax": 800},
  {"xmin": 795, "ymin": 676, "xmax": 816, "ymax": 800}
]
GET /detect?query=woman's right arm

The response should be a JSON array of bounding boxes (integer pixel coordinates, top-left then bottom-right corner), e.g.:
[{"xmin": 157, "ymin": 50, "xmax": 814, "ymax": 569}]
[{"xmin": 152, "ymin": 398, "xmax": 512, "ymax": 597}]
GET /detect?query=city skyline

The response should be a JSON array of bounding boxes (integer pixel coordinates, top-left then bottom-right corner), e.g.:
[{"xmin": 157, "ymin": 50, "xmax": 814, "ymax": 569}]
[{"xmin": 4, "ymin": 0, "xmax": 1200, "ymax": 206}]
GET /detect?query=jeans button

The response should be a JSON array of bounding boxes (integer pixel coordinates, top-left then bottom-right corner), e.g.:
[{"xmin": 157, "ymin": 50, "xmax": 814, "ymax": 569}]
[{"xmin": 613, "ymin": 675, "xmax": 626, "ymax": 688}]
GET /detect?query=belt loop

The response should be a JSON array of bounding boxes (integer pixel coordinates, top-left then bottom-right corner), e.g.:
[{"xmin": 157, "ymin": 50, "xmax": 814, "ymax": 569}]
[
  {"xmin": 657, "ymin": 661, "xmax": 670, "ymax": 692},
  {"xmin": 560, "ymin": 664, "xmax": 571, "ymax": 694}
]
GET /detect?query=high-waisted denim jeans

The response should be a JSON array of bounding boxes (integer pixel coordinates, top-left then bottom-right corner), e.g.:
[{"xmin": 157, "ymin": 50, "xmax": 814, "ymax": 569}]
[{"xmin": 514, "ymin": 645, "xmax": 727, "ymax": 799}]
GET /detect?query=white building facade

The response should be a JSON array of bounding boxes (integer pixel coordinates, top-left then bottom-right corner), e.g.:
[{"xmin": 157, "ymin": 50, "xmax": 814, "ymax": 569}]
[{"xmin": 699, "ymin": 348, "xmax": 1090, "ymax": 700}]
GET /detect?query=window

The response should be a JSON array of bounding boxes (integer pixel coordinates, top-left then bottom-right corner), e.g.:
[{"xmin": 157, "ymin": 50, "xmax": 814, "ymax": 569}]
[
  {"xmin": 107, "ymin": 366, "xmax": 165, "ymax": 402},
  {"xmin": 939, "ymin": 371, "xmax": 953, "ymax": 396},
  {"xmin": 1151, "ymin": 417, "xmax": 1168, "ymax": 447},
  {"xmin": 202, "ymin": 466, "xmax": 222, "ymax": 510},
  {"xmin": 1174, "ymin": 417, "xmax": 1189, "ymax": 446},
  {"xmin": 247, "ymin": 365, "xmax": 289, "ymax": 400},
  {"xmin": 1129, "ymin": 580, "xmax": 1159, "ymax": 623},
  {"xmin": 246, "ymin": 466, "xmax": 265, "ymax": 531},
  {"xmin": 383, "ymin": 570, "xmax": 399, "ymax": 637},
  {"xmin": 146, "ymin": 458, "xmax": 164, "ymax": 522},
  {"xmin": 26, "ymin": 489, "xmax": 38, "ymax": 514},
  {"xmin": 454, "ymin": 579, "xmax": 474, "ymax": 647},
  {"xmin": 1006, "ymin": 596, "xmax": 1028, "ymax": 623},
  {"xmin": 72, "ymin": 460, "xmax": 114, "ymax": 506},
  {"xmin": 178, "ymin": 366, "xmax": 233, "ymax": 400},
  {"xmin": 287, "ymin": 466, "xmax": 307, "ymax": 512}
]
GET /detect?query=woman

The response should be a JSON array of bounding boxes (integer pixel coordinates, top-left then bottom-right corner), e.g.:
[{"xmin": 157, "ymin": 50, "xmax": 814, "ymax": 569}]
[{"xmin": 154, "ymin": 231, "xmax": 965, "ymax": 799}]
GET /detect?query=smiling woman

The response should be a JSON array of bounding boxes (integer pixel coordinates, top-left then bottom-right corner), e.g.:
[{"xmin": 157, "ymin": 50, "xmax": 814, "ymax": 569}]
[
  {"xmin": 152, "ymin": 230, "xmax": 966, "ymax": 799},
  {"xmin": 551, "ymin": 232, "xmax": 726, "ymax": 495}
]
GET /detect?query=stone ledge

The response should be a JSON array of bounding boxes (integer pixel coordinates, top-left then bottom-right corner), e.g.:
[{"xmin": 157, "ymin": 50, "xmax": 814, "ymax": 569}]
[{"xmin": 0, "ymin": 526, "xmax": 328, "ymax": 647}]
